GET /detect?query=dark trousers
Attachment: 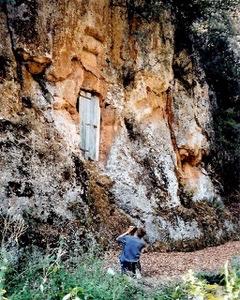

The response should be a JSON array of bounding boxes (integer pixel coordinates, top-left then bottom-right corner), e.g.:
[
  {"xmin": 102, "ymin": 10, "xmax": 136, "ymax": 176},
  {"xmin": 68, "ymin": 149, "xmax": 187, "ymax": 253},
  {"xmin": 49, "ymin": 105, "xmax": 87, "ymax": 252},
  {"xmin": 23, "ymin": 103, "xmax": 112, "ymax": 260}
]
[{"xmin": 120, "ymin": 260, "xmax": 141, "ymax": 274}]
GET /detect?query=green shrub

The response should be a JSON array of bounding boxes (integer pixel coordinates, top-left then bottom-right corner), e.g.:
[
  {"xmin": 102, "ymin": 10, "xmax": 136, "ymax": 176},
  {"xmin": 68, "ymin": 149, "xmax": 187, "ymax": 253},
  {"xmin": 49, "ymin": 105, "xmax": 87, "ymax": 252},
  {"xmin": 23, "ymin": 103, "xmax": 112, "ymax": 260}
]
[
  {"xmin": 2, "ymin": 245, "xmax": 145, "ymax": 300},
  {"xmin": 151, "ymin": 283, "xmax": 188, "ymax": 300},
  {"xmin": 0, "ymin": 252, "xmax": 8, "ymax": 300}
]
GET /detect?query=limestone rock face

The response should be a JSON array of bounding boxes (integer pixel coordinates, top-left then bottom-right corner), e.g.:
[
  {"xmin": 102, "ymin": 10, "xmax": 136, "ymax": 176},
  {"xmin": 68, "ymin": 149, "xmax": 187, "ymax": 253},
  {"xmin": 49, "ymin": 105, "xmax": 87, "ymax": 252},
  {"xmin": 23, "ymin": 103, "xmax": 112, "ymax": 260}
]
[{"xmin": 0, "ymin": 0, "xmax": 238, "ymax": 250}]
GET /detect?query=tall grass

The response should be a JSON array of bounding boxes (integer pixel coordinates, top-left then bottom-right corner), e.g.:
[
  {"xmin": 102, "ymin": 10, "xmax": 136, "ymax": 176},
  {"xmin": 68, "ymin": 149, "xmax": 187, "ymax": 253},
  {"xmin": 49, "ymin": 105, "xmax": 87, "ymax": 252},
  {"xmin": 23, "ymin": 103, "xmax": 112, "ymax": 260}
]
[{"xmin": 1, "ymin": 244, "xmax": 147, "ymax": 300}]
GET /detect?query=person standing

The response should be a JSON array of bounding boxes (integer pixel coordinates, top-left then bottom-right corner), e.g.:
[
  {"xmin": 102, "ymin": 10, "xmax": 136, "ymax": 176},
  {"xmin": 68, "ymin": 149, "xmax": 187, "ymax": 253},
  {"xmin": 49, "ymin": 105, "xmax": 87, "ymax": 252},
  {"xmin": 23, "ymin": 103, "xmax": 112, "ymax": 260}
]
[{"xmin": 116, "ymin": 226, "xmax": 146, "ymax": 277}]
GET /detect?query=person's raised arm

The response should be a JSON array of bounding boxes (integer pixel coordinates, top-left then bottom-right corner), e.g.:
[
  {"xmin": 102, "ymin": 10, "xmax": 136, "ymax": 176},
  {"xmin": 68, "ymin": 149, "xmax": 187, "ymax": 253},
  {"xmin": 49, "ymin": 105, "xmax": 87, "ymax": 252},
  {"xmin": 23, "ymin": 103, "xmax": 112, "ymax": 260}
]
[{"xmin": 116, "ymin": 226, "xmax": 136, "ymax": 240}]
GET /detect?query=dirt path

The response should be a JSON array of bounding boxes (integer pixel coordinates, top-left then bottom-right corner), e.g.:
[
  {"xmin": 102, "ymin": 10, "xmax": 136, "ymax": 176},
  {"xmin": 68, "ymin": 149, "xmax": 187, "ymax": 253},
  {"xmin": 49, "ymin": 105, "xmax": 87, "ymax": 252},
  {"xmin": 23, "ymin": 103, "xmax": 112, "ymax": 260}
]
[
  {"xmin": 141, "ymin": 241, "xmax": 240, "ymax": 280},
  {"xmin": 106, "ymin": 241, "xmax": 240, "ymax": 282}
]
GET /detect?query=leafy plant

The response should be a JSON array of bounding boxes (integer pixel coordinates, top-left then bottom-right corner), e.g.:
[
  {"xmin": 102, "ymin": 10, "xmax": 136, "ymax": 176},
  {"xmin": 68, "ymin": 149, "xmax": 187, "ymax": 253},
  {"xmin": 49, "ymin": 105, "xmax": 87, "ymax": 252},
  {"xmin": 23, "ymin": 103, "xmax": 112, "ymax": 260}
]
[
  {"xmin": 3, "ymin": 245, "xmax": 146, "ymax": 300},
  {"xmin": 223, "ymin": 260, "xmax": 240, "ymax": 300},
  {"xmin": 182, "ymin": 258, "xmax": 240, "ymax": 300},
  {"xmin": 151, "ymin": 283, "xmax": 188, "ymax": 300},
  {"xmin": 0, "ymin": 249, "xmax": 8, "ymax": 300}
]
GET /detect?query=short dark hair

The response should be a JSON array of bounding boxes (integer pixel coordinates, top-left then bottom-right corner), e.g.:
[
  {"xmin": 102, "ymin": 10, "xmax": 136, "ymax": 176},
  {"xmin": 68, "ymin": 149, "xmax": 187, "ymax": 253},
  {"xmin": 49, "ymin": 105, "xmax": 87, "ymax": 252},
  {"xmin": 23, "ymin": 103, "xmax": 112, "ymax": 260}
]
[{"xmin": 136, "ymin": 227, "xmax": 146, "ymax": 238}]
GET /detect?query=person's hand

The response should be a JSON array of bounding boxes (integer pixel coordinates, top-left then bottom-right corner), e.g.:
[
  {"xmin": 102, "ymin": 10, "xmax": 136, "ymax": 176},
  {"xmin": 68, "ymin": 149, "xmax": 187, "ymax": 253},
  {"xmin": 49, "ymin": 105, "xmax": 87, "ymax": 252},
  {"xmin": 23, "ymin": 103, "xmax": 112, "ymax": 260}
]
[
  {"xmin": 127, "ymin": 226, "xmax": 136, "ymax": 233},
  {"xmin": 117, "ymin": 226, "xmax": 137, "ymax": 239}
]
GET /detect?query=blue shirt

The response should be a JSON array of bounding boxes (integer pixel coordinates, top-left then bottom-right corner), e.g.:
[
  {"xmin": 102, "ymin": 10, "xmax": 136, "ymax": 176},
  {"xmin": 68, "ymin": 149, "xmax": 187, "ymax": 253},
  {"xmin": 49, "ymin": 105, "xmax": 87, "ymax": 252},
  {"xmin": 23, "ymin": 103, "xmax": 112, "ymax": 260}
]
[{"xmin": 117, "ymin": 235, "xmax": 145, "ymax": 262}]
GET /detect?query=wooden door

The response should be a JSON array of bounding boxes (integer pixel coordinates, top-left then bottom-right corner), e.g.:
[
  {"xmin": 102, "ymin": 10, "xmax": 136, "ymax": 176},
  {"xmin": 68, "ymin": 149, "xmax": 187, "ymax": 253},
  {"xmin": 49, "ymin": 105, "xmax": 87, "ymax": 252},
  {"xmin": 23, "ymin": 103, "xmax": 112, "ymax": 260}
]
[{"xmin": 79, "ymin": 91, "xmax": 100, "ymax": 161}]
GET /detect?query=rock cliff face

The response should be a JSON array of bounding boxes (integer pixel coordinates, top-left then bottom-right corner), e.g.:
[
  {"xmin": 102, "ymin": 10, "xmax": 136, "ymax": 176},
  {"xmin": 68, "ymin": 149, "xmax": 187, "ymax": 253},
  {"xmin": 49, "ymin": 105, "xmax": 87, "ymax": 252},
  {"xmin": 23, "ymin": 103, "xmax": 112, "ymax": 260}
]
[{"xmin": 0, "ymin": 0, "xmax": 238, "ymax": 251}]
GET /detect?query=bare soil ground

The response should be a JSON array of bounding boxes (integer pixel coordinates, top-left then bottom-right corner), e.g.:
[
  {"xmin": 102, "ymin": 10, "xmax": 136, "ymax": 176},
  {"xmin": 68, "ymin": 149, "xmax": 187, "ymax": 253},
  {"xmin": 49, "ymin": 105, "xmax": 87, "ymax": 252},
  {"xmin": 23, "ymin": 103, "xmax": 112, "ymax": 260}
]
[
  {"xmin": 106, "ymin": 241, "xmax": 240, "ymax": 284},
  {"xmin": 141, "ymin": 241, "xmax": 240, "ymax": 279}
]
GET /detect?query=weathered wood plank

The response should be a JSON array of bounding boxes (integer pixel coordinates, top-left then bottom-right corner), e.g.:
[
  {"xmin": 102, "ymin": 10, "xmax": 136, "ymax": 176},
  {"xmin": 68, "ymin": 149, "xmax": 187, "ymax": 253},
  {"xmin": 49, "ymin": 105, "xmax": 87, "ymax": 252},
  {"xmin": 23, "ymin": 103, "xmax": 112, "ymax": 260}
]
[{"xmin": 79, "ymin": 93, "xmax": 100, "ymax": 161}]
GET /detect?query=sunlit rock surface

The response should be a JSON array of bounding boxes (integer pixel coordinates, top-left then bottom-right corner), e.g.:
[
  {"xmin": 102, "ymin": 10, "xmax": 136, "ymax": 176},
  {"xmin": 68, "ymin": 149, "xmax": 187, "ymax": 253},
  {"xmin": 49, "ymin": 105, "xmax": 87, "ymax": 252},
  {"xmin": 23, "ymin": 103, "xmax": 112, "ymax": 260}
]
[{"xmin": 0, "ymin": 0, "xmax": 238, "ymax": 251}]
